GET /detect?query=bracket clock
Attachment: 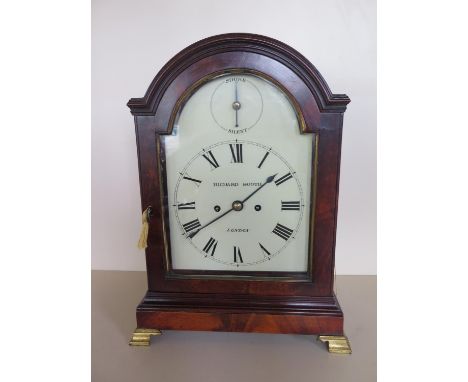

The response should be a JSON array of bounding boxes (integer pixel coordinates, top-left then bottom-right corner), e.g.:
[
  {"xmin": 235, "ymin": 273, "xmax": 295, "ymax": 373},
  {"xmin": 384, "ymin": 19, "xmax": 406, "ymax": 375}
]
[{"xmin": 127, "ymin": 33, "xmax": 351, "ymax": 354}]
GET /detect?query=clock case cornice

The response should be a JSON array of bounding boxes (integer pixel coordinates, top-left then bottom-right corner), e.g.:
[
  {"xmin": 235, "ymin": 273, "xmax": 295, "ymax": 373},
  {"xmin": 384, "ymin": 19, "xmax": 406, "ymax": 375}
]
[{"xmin": 127, "ymin": 33, "xmax": 350, "ymax": 117}]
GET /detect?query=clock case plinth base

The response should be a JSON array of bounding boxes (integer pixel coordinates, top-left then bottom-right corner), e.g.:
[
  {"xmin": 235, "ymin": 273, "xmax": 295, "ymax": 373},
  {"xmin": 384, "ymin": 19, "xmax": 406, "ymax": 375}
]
[{"xmin": 133, "ymin": 291, "xmax": 345, "ymax": 337}]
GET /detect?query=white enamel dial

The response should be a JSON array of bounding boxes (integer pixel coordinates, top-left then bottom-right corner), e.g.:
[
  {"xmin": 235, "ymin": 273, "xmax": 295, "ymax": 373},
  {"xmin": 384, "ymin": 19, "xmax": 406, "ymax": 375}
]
[
  {"xmin": 163, "ymin": 72, "xmax": 314, "ymax": 272},
  {"xmin": 173, "ymin": 140, "xmax": 304, "ymax": 267}
]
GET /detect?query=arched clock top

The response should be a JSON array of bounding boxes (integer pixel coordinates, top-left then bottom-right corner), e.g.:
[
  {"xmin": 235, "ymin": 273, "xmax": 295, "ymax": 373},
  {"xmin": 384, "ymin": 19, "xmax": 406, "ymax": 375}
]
[{"xmin": 127, "ymin": 33, "xmax": 350, "ymax": 133}]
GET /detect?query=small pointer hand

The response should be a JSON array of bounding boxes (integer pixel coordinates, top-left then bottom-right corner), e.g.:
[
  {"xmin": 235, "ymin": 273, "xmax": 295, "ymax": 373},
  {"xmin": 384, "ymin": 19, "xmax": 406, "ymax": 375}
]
[{"xmin": 234, "ymin": 81, "xmax": 239, "ymax": 127}]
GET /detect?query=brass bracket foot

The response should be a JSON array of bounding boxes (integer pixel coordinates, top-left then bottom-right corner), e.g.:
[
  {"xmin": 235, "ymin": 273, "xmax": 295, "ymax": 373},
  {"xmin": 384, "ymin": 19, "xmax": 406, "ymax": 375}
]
[
  {"xmin": 317, "ymin": 335, "xmax": 352, "ymax": 354},
  {"xmin": 129, "ymin": 328, "xmax": 162, "ymax": 346}
]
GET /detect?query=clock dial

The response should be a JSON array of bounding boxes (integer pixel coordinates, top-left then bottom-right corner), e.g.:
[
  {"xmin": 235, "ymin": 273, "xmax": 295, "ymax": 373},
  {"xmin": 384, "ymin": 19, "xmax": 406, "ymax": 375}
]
[
  {"xmin": 164, "ymin": 72, "xmax": 314, "ymax": 273},
  {"xmin": 173, "ymin": 140, "xmax": 304, "ymax": 267},
  {"xmin": 210, "ymin": 76, "xmax": 263, "ymax": 134}
]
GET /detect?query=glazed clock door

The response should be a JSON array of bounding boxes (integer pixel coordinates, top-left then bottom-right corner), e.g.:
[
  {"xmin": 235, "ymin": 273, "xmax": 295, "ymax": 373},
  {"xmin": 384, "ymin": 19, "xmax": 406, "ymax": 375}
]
[{"xmin": 163, "ymin": 72, "xmax": 315, "ymax": 275}]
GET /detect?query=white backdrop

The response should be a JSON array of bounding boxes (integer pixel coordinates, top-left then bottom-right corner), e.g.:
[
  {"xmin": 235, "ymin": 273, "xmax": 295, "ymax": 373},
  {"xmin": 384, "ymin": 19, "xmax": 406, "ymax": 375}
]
[{"xmin": 92, "ymin": 0, "xmax": 376, "ymax": 274}]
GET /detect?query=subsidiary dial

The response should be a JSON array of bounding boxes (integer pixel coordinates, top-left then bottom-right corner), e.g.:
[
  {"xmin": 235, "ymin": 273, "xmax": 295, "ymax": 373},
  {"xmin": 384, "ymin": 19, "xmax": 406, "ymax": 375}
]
[
  {"xmin": 173, "ymin": 140, "xmax": 304, "ymax": 267},
  {"xmin": 210, "ymin": 76, "xmax": 263, "ymax": 134}
]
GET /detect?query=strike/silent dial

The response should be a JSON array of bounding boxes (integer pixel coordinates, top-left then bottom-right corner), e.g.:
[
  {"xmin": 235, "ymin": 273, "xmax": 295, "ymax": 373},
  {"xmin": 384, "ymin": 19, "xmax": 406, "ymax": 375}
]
[{"xmin": 210, "ymin": 76, "xmax": 263, "ymax": 134}]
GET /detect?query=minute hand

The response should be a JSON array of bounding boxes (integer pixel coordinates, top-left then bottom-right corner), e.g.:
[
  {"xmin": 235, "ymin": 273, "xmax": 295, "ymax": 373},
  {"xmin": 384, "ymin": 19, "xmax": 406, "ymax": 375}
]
[
  {"xmin": 187, "ymin": 206, "xmax": 234, "ymax": 239},
  {"xmin": 187, "ymin": 173, "xmax": 277, "ymax": 239}
]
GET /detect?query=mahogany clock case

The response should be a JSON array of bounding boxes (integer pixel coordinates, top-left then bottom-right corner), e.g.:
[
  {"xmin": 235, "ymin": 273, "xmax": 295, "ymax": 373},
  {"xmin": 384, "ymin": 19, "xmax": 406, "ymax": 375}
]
[{"xmin": 128, "ymin": 33, "xmax": 350, "ymax": 335}]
